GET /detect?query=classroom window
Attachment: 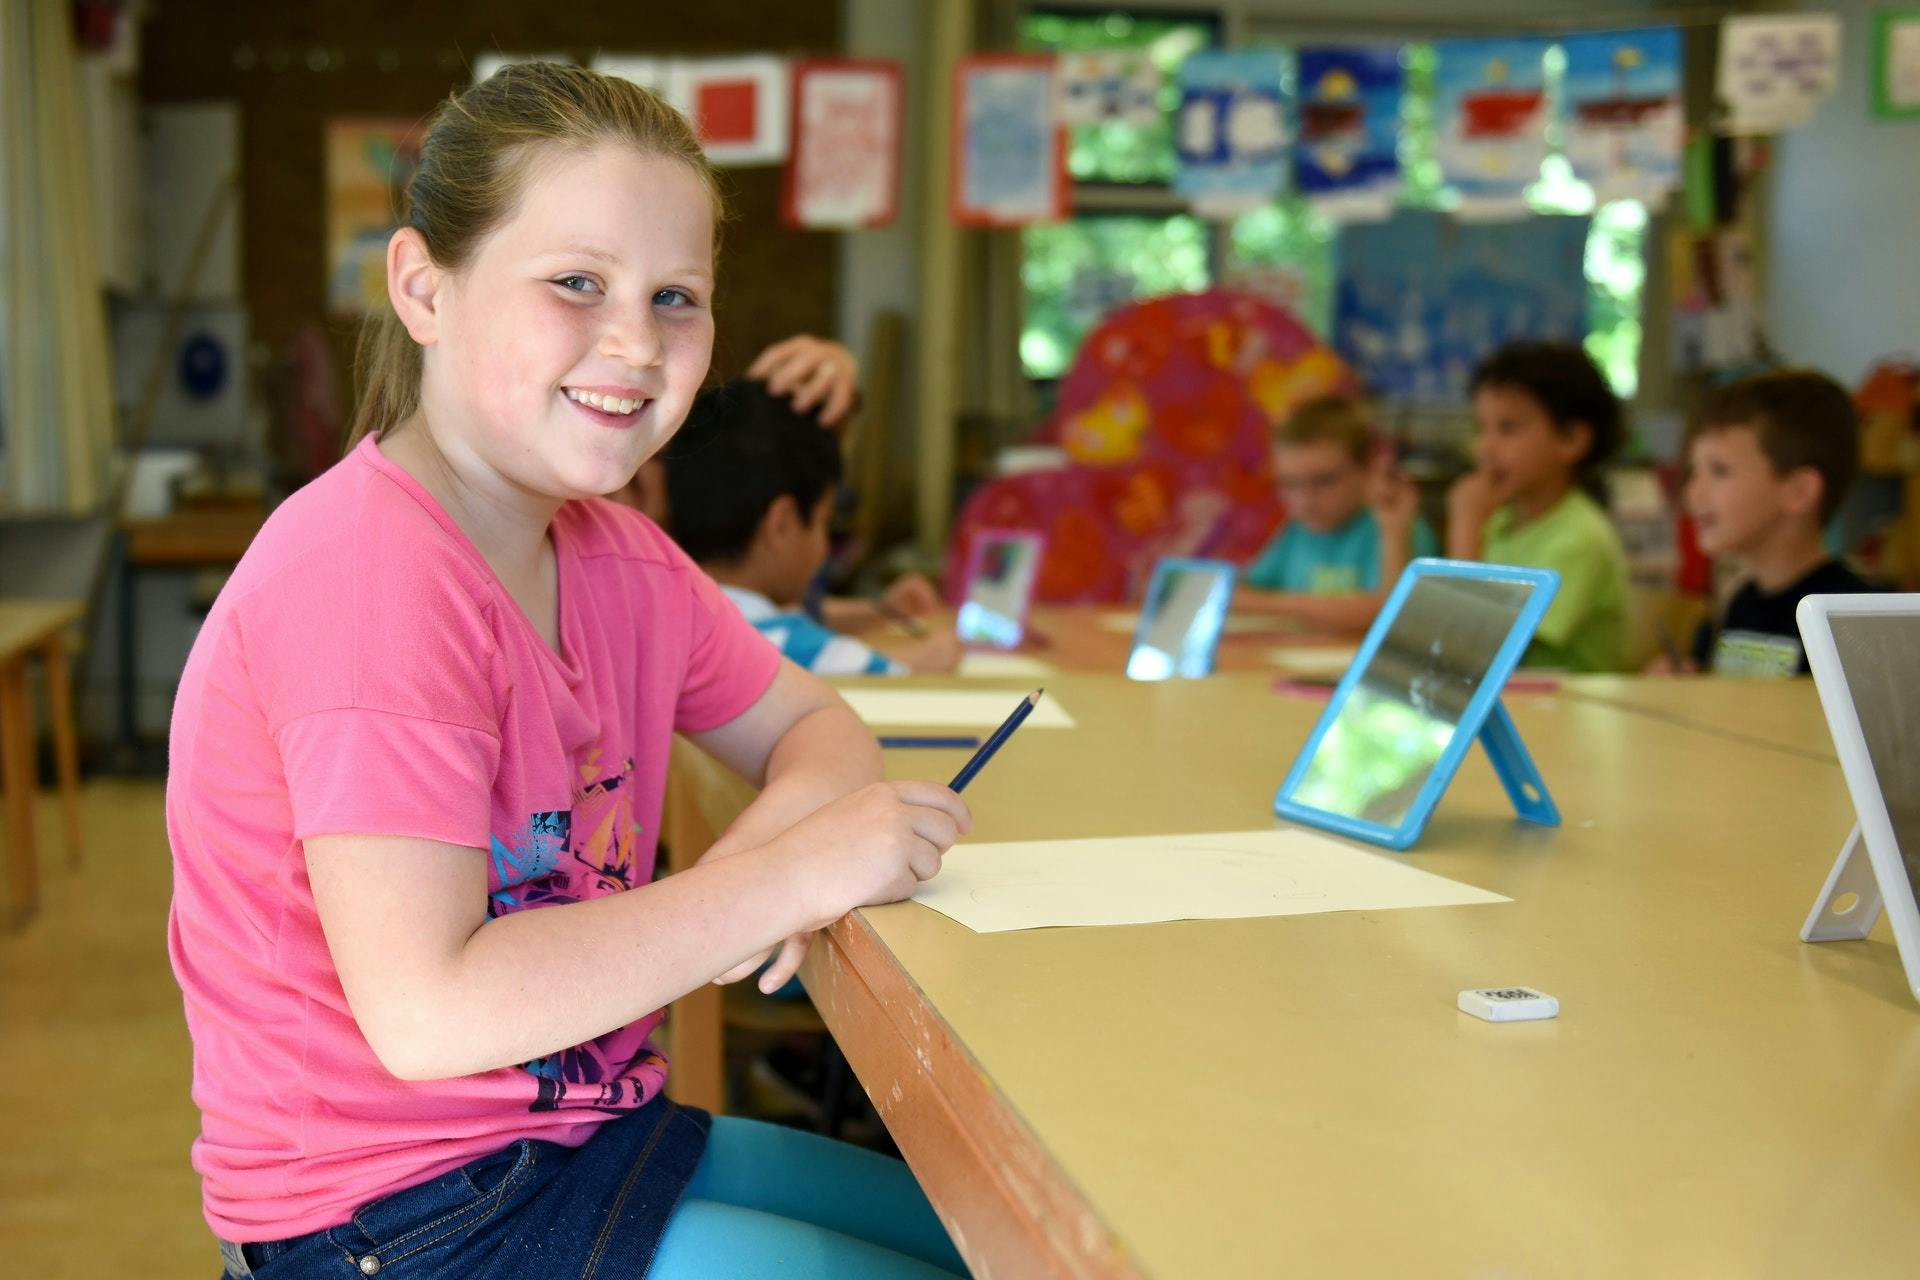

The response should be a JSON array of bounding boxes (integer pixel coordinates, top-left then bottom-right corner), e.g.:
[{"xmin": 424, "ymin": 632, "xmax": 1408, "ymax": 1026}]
[
  {"xmin": 1019, "ymin": 10, "xmax": 1218, "ymax": 186},
  {"xmin": 1020, "ymin": 214, "xmax": 1213, "ymax": 381}
]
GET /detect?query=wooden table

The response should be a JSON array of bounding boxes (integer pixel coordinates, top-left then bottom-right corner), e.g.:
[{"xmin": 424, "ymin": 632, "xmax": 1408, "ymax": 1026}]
[
  {"xmin": 874, "ymin": 605, "xmax": 1360, "ymax": 678},
  {"xmin": 1559, "ymin": 674, "xmax": 1836, "ymax": 762},
  {"xmin": 114, "ymin": 506, "xmax": 265, "ymax": 768},
  {"xmin": 671, "ymin": 673, "xmax": 1915, "ymax": 1277},
  {"xmin": 0, "ymin": 600, "xmax": 85, "ymax": 926}
]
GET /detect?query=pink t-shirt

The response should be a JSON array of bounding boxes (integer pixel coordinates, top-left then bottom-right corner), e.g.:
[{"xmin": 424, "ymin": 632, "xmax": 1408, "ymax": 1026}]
[{"xmin": 166, "ymin": 435, "xmax": 780, "ymax": 1241}]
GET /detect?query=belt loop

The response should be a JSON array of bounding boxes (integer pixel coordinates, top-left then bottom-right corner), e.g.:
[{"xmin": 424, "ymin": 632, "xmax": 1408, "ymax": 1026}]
[{"xmin": 216, "ymin": 1239, "xmax": 254, "ymax": 1278}]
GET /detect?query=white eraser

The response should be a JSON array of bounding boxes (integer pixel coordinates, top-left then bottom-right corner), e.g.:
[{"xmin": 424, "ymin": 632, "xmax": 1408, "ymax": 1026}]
[{"xmin": 1458, "ymin": 986, "xmax": 1559, "ymax": 1022}]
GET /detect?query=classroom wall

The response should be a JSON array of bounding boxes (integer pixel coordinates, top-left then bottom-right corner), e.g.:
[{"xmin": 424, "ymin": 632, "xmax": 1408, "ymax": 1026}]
[
  {"xmin": 136, "ymin": 2, "xmax": 846, "ymax": 409},
  {"xmin": 1765, "ymin": 0, "xmax": 1920, "ymax": 386}
]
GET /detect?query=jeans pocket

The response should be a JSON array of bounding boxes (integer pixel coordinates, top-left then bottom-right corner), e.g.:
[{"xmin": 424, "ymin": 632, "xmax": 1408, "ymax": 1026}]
[{"xmin": 326, "ymin": 1141, "xmax": 538, "ymax": 1273}]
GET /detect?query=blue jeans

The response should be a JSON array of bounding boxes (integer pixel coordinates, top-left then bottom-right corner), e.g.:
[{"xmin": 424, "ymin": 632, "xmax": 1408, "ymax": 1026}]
[{"xmin": 217, "ymin": 1100, "xmax": 965, "ymax": 1278}]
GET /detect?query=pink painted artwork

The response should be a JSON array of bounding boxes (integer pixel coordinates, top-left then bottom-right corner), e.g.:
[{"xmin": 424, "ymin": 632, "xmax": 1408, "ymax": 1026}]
[{"xmin": 948, "ymin": 290, "xmax": 1355, "ymax": 605}]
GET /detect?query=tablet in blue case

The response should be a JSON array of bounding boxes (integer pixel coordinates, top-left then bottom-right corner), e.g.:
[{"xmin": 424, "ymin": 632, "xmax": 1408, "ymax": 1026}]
[{"xmin": 1274, "ymin": 558, "xmax": 1561, "ymax": 850}]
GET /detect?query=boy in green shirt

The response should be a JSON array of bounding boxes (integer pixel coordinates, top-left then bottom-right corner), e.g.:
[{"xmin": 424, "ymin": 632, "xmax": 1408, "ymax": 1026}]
[
  {"xmin": 1240, "ymin": 396, "xmax": 1438, "ymax": 632},
  {"xmin": 1447, "ymin": 342, "xmax": 1630, "ymax": 673}
]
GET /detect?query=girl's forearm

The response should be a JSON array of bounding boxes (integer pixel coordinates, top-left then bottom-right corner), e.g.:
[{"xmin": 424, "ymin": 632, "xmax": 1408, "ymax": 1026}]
[{"xmin": 377, "ymin": 845, "xmax": 819, "ymax": 1081}]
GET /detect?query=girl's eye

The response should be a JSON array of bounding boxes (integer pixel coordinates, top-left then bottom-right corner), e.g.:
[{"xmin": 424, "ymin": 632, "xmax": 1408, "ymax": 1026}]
[
  {"xmin": 554, "ymin": 275, "xmax": 600, "ymax": 294},
  {"xmin": 653, "ymin": 287, "xmax": 696, "ymax": 308}
]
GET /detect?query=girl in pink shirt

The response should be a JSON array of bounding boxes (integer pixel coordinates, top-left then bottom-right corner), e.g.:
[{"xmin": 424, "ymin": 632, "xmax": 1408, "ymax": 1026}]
[{"xmin": 168, "ymin": 62, "xmax": 969, "ymax": 1280}]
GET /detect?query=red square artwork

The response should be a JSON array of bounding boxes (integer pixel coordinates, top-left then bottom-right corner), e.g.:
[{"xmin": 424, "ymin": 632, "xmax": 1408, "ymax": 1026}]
[{"xmin": 696, "ymin": 81, "xmax": 759, "ymax": 144}]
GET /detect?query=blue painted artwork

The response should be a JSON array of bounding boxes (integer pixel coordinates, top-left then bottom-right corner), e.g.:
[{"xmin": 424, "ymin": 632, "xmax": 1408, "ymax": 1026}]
[
  {"xmin": 1431, "ymin": 38, "xmax": 1550, "ymax": 216},
  {"xmin": 1174, "ymin": 51, "xmax": 1290, "ymax": 209},
  {"xmin": 1562, "ymin": 28, "xmax": 1683, "ymax": 203},
  {"xmin": 960, "ymin": 63, "xmax": 1058, "ymax": 223},
  {"xmin": 1334, "ymin": 210, "xmax": 1591, "ymax": 405},
  {"xmin": 1294, "ymin": 46, "xmax": 1403, "ymax": 217}
]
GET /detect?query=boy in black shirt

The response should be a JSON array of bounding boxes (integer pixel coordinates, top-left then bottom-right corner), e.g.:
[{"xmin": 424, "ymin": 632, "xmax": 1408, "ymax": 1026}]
[{"xmin": 1677, "ymin": 370, "xmax": 1873, "ymax": 675}]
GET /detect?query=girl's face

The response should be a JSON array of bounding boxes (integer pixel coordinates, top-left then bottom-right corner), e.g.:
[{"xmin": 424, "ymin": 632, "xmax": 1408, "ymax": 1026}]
[{"xmin": 416, "ymin": 143, "xmax": 715, "ymax": 502}]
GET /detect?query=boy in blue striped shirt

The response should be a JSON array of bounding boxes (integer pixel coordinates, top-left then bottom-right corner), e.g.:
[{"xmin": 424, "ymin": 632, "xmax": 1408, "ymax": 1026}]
[{"xmin": 662, "ymin": 379, "xmax": 961, "ymax": 676}]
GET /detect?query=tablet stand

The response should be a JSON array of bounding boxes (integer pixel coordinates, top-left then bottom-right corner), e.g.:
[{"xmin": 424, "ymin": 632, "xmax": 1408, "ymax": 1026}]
[
  {"xmin": 1801, "ymin": 825, "xmax": 1884, "ymax": 942},
  {"xmin": 1479, "ymin": 699, "xmax": 1561, "ymax": 827}
]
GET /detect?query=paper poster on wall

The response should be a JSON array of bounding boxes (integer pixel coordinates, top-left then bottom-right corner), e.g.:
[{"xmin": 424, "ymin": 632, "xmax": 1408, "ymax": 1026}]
[
  {"xmin": 783, "ymin": 59, "xmax": 902, "ymax": 229},
  {"xmin": 1059, "ymin": 50, "xmax": 1162, "ymax": 125},
  {"xmin": 1294, "ymin": 45, "xmax": 1403, "ymax": 221},
  {"xmin": 672, "ymin": 56, "xmax": 790, "ymax": 165},
  {"xmin": 952, "ymin": 55, "xmax": 1066, "ymax": 227},
  {"xmin": 1873, "ymin": 10, "xmax": 1920, "ymax": 119},
  {"xmin": 325, "ymin": 119, "xmax": 425, "ymax": 315},
  {"xmin": 1432, "ymin": 38, "xmax": 1550, "ymax": 219},
  {"xmin": 1174, "ymin": 51, "xmax": 1290, "ymax": 216},
  {"xmin": 1717, "ymin": 15, "xmax": 1841, "ymax": 134},
  {"xmin": 1334, "ymin": 210, "xmax": 1590, "ymax": 405},
  {"xmin": 472, "ymin": 52, "xmax": 573, "ymax": 84},
  {"xmin": 1562, "ymin": 28, "xmax": 1683, "ymax": 204},
  {"xmin": 593, "ymin": 56, "xmax": 675, "ymax": 102}
]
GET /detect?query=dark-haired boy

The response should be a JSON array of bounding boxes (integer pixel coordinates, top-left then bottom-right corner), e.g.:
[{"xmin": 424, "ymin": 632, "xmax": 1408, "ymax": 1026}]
[{"xmin": 1674, "ymin": 369, "xmax": 1873, "ymax": 675}]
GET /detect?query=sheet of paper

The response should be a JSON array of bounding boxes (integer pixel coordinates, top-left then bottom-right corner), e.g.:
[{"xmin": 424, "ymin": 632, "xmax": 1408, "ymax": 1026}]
[
  {"xmin": 957, "ymin": 652, "xmax": 1058, "ymax": 679},
  {"xmin": 841, "ymin": 689, "xmax": 1076, "ymax": 729},
  {"xmin": 913, "ymin": 828, "xmax": 1507, "ymax": 933},
  {"xmin": 1268, "ymin": 646, "xmax": 1358, "ymax": 676}
]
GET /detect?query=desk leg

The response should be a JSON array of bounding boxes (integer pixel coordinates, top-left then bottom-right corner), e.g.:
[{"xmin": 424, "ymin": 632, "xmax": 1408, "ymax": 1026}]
[
  {"xmin": 665, "ymin": 982, "xmax": 727, "ymax": 1115},
  {"xmin": 42, "ymin": 636, "xmax": 83, "ymax": 869},
  {"xmin": 0, "ymin": 661, "xmax": 40, "ymax": 927}
]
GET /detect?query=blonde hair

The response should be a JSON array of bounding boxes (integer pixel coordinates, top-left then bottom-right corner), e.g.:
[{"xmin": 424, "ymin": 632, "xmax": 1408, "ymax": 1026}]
[
  {"xmin": 348, "ymin": 62, "xmax": 723, "ymax": 446},
  {"xmin": 1275, "ymin": 395, "xmax": 1374, "ymax": 466}
]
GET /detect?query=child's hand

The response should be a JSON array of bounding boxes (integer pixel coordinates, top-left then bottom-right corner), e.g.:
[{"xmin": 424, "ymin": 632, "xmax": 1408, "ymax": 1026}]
[
  {"xmin": 1447, "ymin": 469, "xmax": 1499, "ymax": 528},
  {"xmin": 747, "ymin": 335, "xmax": 860, "ymax": 427},
  {"xmin": 883, "ymin": 573, "xmax": 942, "ymax": 618},
  {"xmin": 902, "ymin": 631, "xmax": 964, "ymax": 674},
  {"xmin": 1368, "ymin": 463, "xmax": 1420, "ymax": 533},
  {"xmin": 785, "ymin": 780, "xmax": 972, "ymax": 924}
]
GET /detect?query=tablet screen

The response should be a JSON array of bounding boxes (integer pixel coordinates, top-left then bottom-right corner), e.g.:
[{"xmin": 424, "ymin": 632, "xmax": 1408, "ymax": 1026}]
[
  {"xmin": 1291, "ymin": 574, "xmax": 1534, "ymax": 826},
  {"xmin": 957, "ymin": 534, "xmax": 1040, "ymax": 649},
  {"xmin": 1828, "ymin": 614, "xmax": 1920, "ymax": 901},
  {"xmin": 1128, "ymin": 563, "xmax": 1232, "ymax": 681}
]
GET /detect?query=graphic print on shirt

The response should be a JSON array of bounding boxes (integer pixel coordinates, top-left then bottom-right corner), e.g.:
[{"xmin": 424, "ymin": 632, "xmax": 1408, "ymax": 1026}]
[{"xmin": 488, "ymin": 749, "xmax": 666, "ymax": 1113}]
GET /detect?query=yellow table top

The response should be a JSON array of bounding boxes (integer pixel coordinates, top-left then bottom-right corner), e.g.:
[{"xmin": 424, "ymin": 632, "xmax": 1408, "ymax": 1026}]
[
  {"xmin": 832, "ymin": 673, "xmax": 1912, "ymax": 1277},
  {"xmin": 1559, "ymin": 673, "xmax": 1837, "ymax": 762},
  {"xmin": 0, "ymin": 599, "xmax": 83, "ymax": 664}
]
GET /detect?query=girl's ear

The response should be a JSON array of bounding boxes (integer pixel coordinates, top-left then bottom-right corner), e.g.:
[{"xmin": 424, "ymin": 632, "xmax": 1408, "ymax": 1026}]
[{"xmin": 388, "ymin": 227, "xmax": 443, "ymax": 346}]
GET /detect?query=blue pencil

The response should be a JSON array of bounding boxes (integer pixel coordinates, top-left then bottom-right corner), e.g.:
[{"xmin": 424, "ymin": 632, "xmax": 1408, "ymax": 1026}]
[
  {"xmin": 948, "ymin": 689, "xmax": 1043, "ymax": 793},
  {"xmin": 878, "ymin": 736, "xmax": 983, "ymax": 750}
]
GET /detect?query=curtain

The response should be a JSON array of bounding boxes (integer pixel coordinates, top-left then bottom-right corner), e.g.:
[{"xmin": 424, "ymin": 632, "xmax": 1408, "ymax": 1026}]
[{"xmin": 1, "ymin": 0, "xmax": 115, "ymax": 515}]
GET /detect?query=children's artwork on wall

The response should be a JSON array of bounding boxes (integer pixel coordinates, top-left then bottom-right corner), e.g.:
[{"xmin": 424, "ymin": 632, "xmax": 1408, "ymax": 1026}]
[
  {"xmin": 784, "ymin": 59, "xmax": 902, "ymax": 229},
  {"xmin": 1174, "ymin": 51, "xmax": 1291, "ymax": 216},
  {"xmin": 593, "ymin": 56, "xmax": 674, "ymax": 99},
  {"xmin": 1716, "ymin": 14, "xmax": 1841, "ymax": 134},
  {"xmin": 472, "ymin": 52, "xmax": 574, "ymax": 84},
  {"xmin": 948, "ymin": 290, "xmax": 1356, "ymax": 605},
  {"xmin": 1333, "ymin": 210, "xmax": 1590, "ymax": 406},
  {"xmin": 1871, "ymin": 9, "xmax": 1920, "ymax": 119},
  {"xmin": 1431, "ymin": 38, "xmax": 1550, "ymax": 219},
  {"xmin": 1293, "ymin": 46, "xmax": 1403, "ymax": 222},
  {"xmin": 1059, "ymin": 50, "xmax": 1162, "ymax": 126},
  {"xmin": 325, "ymin": 119, "xmax": 425, "ymax": 315},
  {"xmin": 953, "ymin": 55, "xmax": 1066, "ymax": 227},
  {"xmin": 1562, "ymin": 28, "xmax": 1684, "ymax": 204},
  {"xmin": 672, "ymin": 56, "xmax": 790, "ymax": 165}
]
